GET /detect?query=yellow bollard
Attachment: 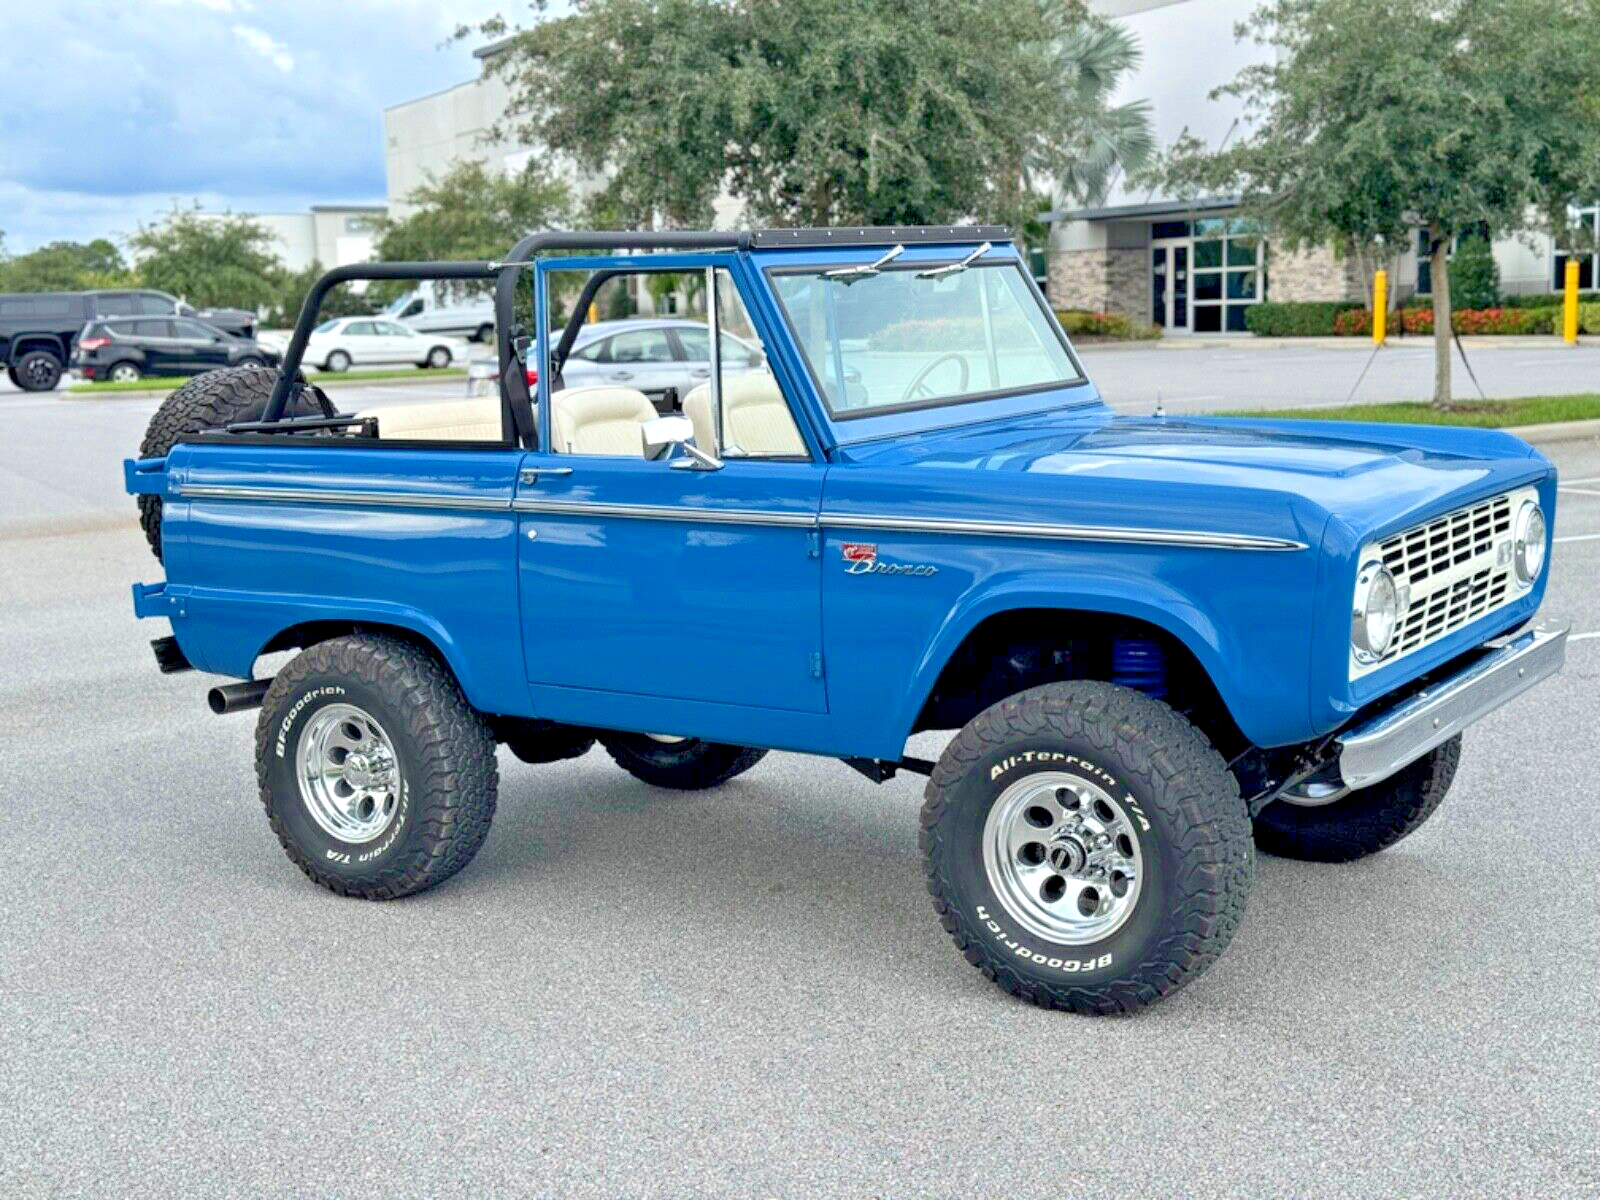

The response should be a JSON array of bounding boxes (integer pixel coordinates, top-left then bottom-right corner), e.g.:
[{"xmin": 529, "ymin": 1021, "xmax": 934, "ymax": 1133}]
[
  {"xmin": 1372, "ymin": 270, "xmax": 1387, "ymax": 346},
  {"xmin": 1564, "ymin": 258, "xmax": 1579, "ymax": 345}
]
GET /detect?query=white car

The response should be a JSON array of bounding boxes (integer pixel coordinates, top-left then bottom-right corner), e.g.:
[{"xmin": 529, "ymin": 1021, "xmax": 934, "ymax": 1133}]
[{"xmin": 302, "ymin": 317, "xmax": 464, "ymax": 373}]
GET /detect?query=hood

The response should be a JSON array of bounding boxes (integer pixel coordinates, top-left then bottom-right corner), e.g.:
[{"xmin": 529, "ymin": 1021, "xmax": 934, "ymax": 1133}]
[{"xmin": 835, "ymin": 410, "xmax": 1549, "ymax": 549}]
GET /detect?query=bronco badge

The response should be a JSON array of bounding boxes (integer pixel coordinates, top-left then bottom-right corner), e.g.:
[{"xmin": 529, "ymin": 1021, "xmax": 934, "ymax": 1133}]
[{"xmin": 841, "ymin": 543, "xmax": 938, "ymax": 577}]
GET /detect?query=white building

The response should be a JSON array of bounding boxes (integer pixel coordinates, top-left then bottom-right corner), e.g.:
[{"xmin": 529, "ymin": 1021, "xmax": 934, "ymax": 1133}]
[
  {"xmin": 197, "ymin": 205, "xmax": 385, "ymax": 273},
  {"xmin": 1047, "ymin": 0, "xmax": 1589, "ymax": 331}
]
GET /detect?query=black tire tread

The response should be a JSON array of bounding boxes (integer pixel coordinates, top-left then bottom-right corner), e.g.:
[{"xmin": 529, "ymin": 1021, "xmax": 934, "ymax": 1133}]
[
  {"xmin": 253, "ymin": 634, "xmax": 498, "ymax": 899},
  {"xmin": 921, "ymin": 681, "xmax": 1253, "ymax": 1015},
  {"xmin": 1253, "ymin": 736, "xmax": 1460, "ymax": 863},
  {"xmin": 136, "ymin": 365, "xmax": 313, "ymax": 560},
  {"xmin": 601, "ymin": 735, "xmax": 768, "ymax": 791}
]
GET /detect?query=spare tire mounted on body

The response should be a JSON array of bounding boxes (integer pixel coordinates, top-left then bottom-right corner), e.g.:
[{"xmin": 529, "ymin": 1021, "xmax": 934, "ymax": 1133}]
[{"xmin": 136, "ymin": 365, "xmax": 317, "ymax": 562}]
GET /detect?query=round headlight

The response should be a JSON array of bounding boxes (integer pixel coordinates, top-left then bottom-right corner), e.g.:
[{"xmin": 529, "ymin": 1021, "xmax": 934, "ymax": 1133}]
[
  {"xmin": 1513, "ymin": 500, "xmax": 1546, "ymax": 585},
  {"xmin": 1352, "ymin": 561, "xmax": 1399, "ymax": 664}
]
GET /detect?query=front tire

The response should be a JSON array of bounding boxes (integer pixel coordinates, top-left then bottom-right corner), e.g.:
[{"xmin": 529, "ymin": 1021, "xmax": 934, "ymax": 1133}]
[
  {"xmin": 108, "ymin": 361, "xmax": 142, "ymax": 383},
  {"xmin": 255, "ymin": 635, "xmax": 498, "ymax": 899},
  {"xmin": 1253, "ymin": 736, "xmax": 1460, "ymax": 863},
  {"xmin": 324, "ymin": 350, "xmax": 351, "ymax": 373},
  {"xmin": 921, "ymin": 682, "xmax": 1253, "ymax": 1014},
  {"xmin": 600, "ymin": 734, "xmax": 767, "ymax": 790},
  {"xmin": 424, "ymin": 346, "xmax": 451, "ymax": 369}
]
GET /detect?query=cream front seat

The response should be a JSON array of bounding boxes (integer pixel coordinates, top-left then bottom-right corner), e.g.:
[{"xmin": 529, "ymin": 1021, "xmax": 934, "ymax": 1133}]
[
  {"xmin": 550, "ymin": 385, "xmax": 658, "ymax": 456},
  {"xmin": 358, "ymin": 397, "xmax": 503, "ymax": 442},
  {"xmin": 682, "ymin": 372, "xmax": 805, "ymax": 457}
]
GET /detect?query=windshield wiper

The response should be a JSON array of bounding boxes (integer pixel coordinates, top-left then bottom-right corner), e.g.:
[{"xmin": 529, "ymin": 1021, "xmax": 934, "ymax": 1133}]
[
  {"xmin": 824, "ymin": 243, "xmax": 905, "ymax": 281},
  {"xmin": 916, "ymin": 241, "xmax": 993, "ymax": 279}
]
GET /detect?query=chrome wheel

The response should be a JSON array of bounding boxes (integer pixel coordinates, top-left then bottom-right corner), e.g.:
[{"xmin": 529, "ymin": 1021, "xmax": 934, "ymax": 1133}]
[
  {"xmin": 294, "ymin": 703, "xmax": 402, "ymax": 844},
  {"xmin": 982, "ymin": 771, "xmax": 1144, "ymax": 945},
  {"xmin": 109, "ymin": 362, "xmax": 141, "ymax": 383},
  {"xmin": 427, "ymin": 346, "xmax": 451, "ymax": 368}
]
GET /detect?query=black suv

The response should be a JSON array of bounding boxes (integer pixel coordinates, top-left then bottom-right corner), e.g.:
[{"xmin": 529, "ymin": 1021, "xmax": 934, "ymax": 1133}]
[
  {"xmin": 0, "ymin": 289, "xmax": 257, "ymax": 392},
  {"xmin": 70, "ymin": 317, "xmax": 280, "ymax": 383}
]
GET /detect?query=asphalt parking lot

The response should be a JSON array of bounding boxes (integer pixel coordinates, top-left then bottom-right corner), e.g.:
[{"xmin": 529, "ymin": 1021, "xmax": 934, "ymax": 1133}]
[{"xmin": 2, "ymin": 391, "xmax": 1597, "ymax": 1196}]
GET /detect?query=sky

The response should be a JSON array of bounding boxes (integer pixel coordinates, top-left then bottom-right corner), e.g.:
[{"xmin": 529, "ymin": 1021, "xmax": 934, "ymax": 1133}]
[{"xmin": 0, "ymin": 0, "xmax": 519, "ymax": 253}]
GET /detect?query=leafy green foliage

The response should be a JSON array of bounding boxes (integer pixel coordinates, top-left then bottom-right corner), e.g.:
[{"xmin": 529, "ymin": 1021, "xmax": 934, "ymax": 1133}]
[
  {"xmin": 1245, "ymin": 301, "xmax": 1364, "ymax": 337},
  {"xmin": 471, "ymin": 0, "xmax": 1151, "ymax": 238},
  {"xmin": 0, "ymin": 238, "xmax": 132, "ymax": 292},
  {"xmin": 1159, "ymin": 0, "xmax": 1600, "ymax": 400},
  {"xmin": 1450, "ymin": 236, "xmax": 1500, "ymax": 309},
  {"xmin": 268, "ymin": 261, "xmax": 377, "ymax": 327},
  {"xmin": 371, "ymin": 159, "xmax": 573, "ymax": 303},
  {"xmin": 1055, "ymin": 309, "xmax": 1161, "ymax": 340},
  {"xmin": 129, "ymin": 207, "xmax": 281, "ymax": 309}
]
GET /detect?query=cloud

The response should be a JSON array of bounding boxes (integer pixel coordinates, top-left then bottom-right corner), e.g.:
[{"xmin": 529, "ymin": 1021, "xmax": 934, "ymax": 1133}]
[
  {"xmin": 233, "ymin": 25, "xmax": 294, "ymax": 73},
  {"xmin": 0, "ymin": 0, "xmax": 512, "ymax": 251}
]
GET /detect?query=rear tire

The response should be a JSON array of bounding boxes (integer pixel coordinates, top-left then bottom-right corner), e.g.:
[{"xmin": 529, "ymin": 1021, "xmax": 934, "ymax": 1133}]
[
  {"xmin": 921, "ymin": 682, "xmax": 1253, "ymax": 1014},
  {"xmin": 600, "ymin": 734, "xmax": 767, "ymax": 790},
  {"xmin": 255, "ymin": 634, "xmax": 498, "ymax": 899},
  {"xmin": 14, "ymin": 350, "xmax": 62, "ymax": 391},
  {"xmin": 108, "ymin": 361, "xmax": 142, "ymax": 383},
  {"xmin": 136, "ymin": 364, "xmax": 316, "ymax": 561},
  {"xmin": 324, "ymin": 350, "xmax": 351, "ymax": 373},
  {"xmin": 474, "ymin": 323, "xmax": 494, "ymax": 344},
  {"xmin": 425, "ymin": 346, "xmax": 451, "ymax": 369},
  {"xmin": 1253, "ymin": 736, "xmax": 1460, "ymax": 863}
]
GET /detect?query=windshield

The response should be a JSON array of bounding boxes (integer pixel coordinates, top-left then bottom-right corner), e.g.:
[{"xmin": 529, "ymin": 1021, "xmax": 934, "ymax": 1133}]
[
  {"xmin": 382, "ymin": 294, "xmax": 412, "ymax": 318},
  {"xmin": 768, "ymin": 261, "xmax": 1082, "ymax": 417}
]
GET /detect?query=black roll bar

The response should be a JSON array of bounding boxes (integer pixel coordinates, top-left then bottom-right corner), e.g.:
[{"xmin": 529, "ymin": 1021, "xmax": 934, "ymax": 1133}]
[{"xmin": 264, "ymin": 230, "xmax": 753, "ymax": 438}]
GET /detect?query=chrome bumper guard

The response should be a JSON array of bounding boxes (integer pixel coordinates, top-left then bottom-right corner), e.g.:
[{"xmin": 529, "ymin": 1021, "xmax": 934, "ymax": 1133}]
[{"xmin": 1337, "ymin": 618, "xmax": 1569, "ymax": 791}]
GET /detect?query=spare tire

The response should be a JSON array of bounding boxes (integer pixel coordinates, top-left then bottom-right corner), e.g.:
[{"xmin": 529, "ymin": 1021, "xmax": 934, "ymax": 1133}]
[{"xmin": 137, "ymin": 365, "xmax": 316, "ymax": 562}]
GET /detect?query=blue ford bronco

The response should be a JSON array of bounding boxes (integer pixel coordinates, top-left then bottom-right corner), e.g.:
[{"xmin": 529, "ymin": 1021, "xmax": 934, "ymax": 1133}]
[{"xmin": 125, "ymin": 227, "xmax": 1567, "ymax": 1013}]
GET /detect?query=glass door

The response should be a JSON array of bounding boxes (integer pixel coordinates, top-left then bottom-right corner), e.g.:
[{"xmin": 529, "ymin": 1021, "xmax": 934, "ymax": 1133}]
[{"xmin": 1151, "ymin": 243, "xmax": 1191, "ymax": 333}]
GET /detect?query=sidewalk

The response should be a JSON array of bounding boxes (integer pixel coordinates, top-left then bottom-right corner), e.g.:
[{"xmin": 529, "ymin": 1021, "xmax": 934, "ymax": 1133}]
[{"xmin": 1083, "ymin": 334, "xmax": 1592, "ymax": 353}]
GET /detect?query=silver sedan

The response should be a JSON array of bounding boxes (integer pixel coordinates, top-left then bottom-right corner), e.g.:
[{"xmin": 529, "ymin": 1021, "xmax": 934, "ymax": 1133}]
[{"xmin": 558, "ymin": 318, "xmax": 764, "ymax": 399}]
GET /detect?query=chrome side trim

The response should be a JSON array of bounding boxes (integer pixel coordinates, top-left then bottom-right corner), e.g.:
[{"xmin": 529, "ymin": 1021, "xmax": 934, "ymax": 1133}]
[
  {"xmin": 818, "ymin": 512, "xmax": 1307, "ymax": 551},
  {"xmin": 177, "ymin": 484, "xmax": 511, "ymax": 511},
  {"xmin": 1336, "ymin": 618, "xmax": 1569, "ymax": 790},
  {"xmin": 511, "ymin": 498, "xmax": 815, "ymax": 527},
  {"xmin": 176, "ymin": 484, "xmax": 1304, "ymax": 548}
]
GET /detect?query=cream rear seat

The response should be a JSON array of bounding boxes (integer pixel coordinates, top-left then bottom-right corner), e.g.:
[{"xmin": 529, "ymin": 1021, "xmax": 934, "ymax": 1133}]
[
  {"xmin": 358, "ymin": 397, "xmax": 504, "ymax": 442},
  {"xmin": 550, "ymin": 385, "xmax": 658, "ymax": 456},
  {"xmin": 682, "ymin": 372, "xmax": 805, "ymax": 457}
]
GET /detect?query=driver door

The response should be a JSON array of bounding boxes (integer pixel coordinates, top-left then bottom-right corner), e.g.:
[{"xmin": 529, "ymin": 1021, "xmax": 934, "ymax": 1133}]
[{"xmin": 517, "ymin": 258, "xmax": 827, "ymax": 714}]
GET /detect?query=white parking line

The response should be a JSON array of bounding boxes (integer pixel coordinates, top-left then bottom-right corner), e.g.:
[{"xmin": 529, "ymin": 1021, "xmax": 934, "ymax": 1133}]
[
  {"xmin": 1560, "ymin": 476, "xmax": 1600, "ymax": 486},
  {"xmin": 1570, "ymin": 631, "xmax": 1600, "ymax": 643},
  {"xmin": 1555, "ymin": 532, "xmax": 1600, "ymax": 544},
  {"xmin": 1558, "ymin": 487, "xmax": 1600, "ymax": 498}
]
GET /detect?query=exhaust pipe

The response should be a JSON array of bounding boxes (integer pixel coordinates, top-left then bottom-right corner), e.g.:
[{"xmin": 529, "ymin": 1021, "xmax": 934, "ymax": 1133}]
[{"xmin": 208, "ymin": 679, "xmax": 271, "ymax": 715}]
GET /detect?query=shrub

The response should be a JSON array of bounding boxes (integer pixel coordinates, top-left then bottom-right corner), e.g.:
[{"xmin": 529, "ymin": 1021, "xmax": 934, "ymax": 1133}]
[
  {"xmin": 1245, "ymin": 301, "xmax": 1365, "ymax": 336},
  {"xmin": 1053, "ymin": 309, "xmax": 1161, "ymax": 340},
  {"xmin": 1579, "ymin": 302, "xmax": 1600, "ymax": 335},
  {"xmin": 1450, "ymin": 235, "xmax": 1500, "ymax": 309},
  {"xmin": 1500, "ymin": 292, "xmax": 1567, "ymax": 309},
  {"xmin": 1332, "ymin": 308, "xmax": 1373, "ymax": 336}
]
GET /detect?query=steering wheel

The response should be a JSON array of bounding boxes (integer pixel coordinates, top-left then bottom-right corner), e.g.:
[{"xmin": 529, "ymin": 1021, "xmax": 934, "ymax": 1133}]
[{"xmin": 901, "ymin": 352, "xmax": 970, "ymax": 403}]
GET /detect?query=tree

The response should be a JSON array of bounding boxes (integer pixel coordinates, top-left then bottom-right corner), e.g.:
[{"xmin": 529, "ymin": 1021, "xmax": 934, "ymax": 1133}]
[
  {"xmin": 130, "ymin": 207, "xmax": 282, "ymax": 310},
  {"xmin": 269, "ymin": 260, "xmax": 377, "ymax": 328},
  {"xmin": 1450, "ymin": 235, "xmax": 1500, "ymax": 310},
  {"xmin": 468, "ymin": 0, "xmax": 1150, "ymax": 239},
  {"xmin": 372, "ymin": 158, "xmax": 573, "ymax": 302},
  {"xmin": 0, "ymin": 238, "xmax": 132, "ymax": 292},
  {"xmin": 1159, "ymin": 0, "xmax": 1600, "ymax": 404}
]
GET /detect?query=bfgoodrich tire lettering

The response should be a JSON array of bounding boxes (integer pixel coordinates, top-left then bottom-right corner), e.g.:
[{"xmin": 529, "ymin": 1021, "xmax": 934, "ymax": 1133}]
[
  {"xmin": 254, "ymin": 634, "xmax": 498, "ymax": 899},
  {"xmin": 1254, "ymin": 736, "xmax": 1460, "ymax": 863},
  {"xmin": 921, "ymin": 681, "xmax": 1253, "ymax": 1014}
]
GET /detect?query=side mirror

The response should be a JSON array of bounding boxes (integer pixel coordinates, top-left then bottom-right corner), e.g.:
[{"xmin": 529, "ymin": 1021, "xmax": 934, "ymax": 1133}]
[{"xmin": 640, "ymin": 414, "xmax": 721, "ymax": 470}]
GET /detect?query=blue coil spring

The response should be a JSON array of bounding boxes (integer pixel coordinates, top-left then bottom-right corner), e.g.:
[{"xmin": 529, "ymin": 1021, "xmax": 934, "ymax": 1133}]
[{"xmin": 1111, "ymin": 637, "xmax": 1168, "ymax": 700}]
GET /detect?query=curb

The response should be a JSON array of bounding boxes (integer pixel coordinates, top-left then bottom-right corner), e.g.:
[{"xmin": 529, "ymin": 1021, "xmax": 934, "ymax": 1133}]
[
  {"xmin": 1503, "ymin": 418, "xmax": 1600, "ymax": 446},
  {"xmin": 1079, "ymin": 336, "xmax": 1594, "ymax": 353}
]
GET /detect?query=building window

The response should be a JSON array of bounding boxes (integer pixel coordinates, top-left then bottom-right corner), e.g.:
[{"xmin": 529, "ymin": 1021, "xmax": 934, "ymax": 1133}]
[
  {"xmin": 1190, "ymin": 219, "xmax": 1264, "ymax": 333},
  {"xmin": 1553, "ymin": 205, "xmax": 1599, "ymax": 292}
]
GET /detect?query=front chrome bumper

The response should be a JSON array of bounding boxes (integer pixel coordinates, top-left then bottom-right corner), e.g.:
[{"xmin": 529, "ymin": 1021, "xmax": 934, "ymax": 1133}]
[{"xmin": 1337, "ymin": 618, "xmax": 1569, "ymax": 791}]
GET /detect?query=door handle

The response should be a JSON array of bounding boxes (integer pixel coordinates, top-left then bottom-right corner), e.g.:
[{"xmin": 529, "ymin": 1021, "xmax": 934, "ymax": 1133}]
[
  {"xmin": 608, "ymin": 370, "xmax": 634, "ymax": 380},
  {"xmin": 519, "ymin": 467, "xmax": 573, "ymax": 484},
  {"xmin": 689, "ymin": 366, "xmax": 710, "ymax": 378}
]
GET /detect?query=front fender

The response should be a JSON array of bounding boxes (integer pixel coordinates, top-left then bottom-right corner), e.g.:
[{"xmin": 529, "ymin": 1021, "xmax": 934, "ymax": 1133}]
[{"xmin": 822, "ymin": 534, "xmax": 1324, "ymax": 760}]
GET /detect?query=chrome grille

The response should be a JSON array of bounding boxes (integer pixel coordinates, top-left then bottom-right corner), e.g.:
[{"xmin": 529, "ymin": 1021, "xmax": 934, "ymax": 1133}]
[{"xmin": 1352, "ymin": 489, "xmax": 1532, "ymax": 678}]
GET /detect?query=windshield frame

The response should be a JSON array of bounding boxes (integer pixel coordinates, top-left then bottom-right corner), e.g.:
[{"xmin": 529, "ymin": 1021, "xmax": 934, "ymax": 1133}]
[{"xmin": 762, "ymin": 257, "xmax": 1088, "ymax": 422}]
